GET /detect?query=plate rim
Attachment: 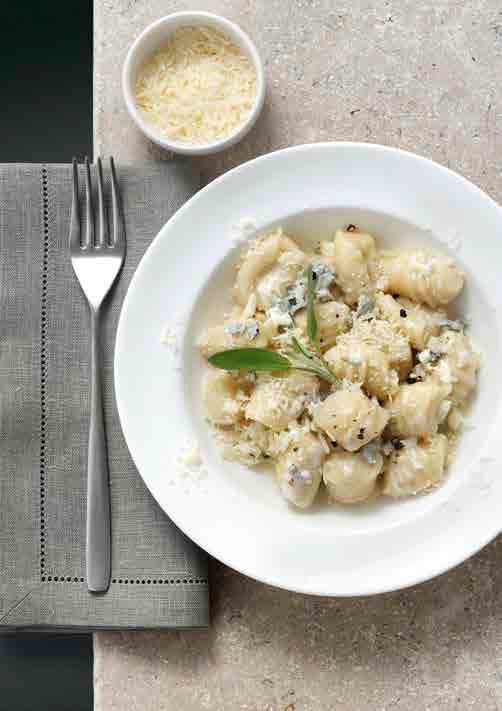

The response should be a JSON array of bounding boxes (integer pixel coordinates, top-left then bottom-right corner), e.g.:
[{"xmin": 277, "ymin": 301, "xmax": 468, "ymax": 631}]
[{"xmin": 115, "ymin": 141, "xmax": 502, "ymax": 596}]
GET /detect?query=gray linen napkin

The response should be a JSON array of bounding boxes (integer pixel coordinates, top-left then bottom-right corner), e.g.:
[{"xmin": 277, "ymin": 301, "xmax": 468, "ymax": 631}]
[{"xmin": 0, "ymin": 162, "xmax": 209, "ymax": 630}]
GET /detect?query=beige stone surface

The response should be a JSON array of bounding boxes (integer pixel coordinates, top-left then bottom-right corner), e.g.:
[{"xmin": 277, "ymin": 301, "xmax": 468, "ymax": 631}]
[{"xmin": 94, "ymin": 1, "xmax": 502, "ymax": 709}]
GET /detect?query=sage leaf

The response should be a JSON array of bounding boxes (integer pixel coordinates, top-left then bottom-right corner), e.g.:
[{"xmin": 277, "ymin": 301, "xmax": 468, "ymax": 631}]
[
  {"xmin": 306, "ymin": 265, "xmax": 318, "ymax": 344},
  {"xmin": 291, "ymin": 336, "xmax": 313, "ymax": 360},
  {"xmin": 208, "ymin": 348, "xmax": 292, "ymax": 372}
]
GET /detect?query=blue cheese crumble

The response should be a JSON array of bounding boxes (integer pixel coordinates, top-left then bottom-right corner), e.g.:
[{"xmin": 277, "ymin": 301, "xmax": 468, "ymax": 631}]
[
  {"xmin": 361, "ymin": 439, "xmax": 380, "ymax": 465},
  {"xmin": 270, "ymin": 264, "xmax": 335, "ymax": 324},
  {"xmin": 284, "ymin": 280, "xmax": 308, "ymax": 314},
  {"xmin": 437, "ymin": 318, "xmax": 464, "ymax": 332},
  {"xmin": 224, "ymin": 320, "xmax": 260, "ymax": 340},
  {"xmin": 287, "ymin": 463, "xmax": 313, "ymax": 486},
  {"xmin": 311, "ymin": 263, "xmax": 335, "ymax": 301},
  {"xmin": 356, "ymin": 294, "xmax": 375, "ymax": 319}
]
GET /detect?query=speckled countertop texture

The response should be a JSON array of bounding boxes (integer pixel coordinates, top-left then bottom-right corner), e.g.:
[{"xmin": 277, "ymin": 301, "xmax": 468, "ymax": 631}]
[{"xmin": 94, "ymin": 1, "xmax": 502, "ymax": 709}]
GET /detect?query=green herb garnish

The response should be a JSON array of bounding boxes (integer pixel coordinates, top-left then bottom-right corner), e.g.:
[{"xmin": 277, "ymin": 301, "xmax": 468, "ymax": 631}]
[
  {"xmin": 209, "ymin": 345, "xmax": 340, "ymax": 385},
  {"xmin": 208, "ymin": 340, "xmax": 341, "ymax": 387},
  {"xmin": 208, "ymin": 348, "xmax": 291, "ymax": 372},
  {"xmin": 208, "ymin": 264, "xmax": 342, "ymax": 387},
  {"xmin": 306, "ymin": 264, "xmax": 318, "ymax": 345}
]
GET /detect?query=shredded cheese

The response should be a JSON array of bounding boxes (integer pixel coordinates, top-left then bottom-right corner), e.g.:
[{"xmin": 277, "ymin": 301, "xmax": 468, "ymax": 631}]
[
  {"xmin": 178, "ymin": 444, "xmax": 203, "ymax": 468},
  {"xmin": 135, "ymin": 25, "xmax": 257, "ymax": 144}
]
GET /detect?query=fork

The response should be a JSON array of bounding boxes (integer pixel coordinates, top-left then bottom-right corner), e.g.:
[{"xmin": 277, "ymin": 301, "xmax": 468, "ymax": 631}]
[{"xmin": 70, "ymin": 156, "xmax": 126, "ymax": 593}]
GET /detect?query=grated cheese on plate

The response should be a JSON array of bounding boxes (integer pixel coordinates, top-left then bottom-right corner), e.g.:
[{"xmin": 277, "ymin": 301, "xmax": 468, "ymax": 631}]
[
  {"xmin": 178, "ymin": 444, "xmax": 203, "ymax": 468},
  {"xmin": 174, "ymin": 443, "xmax": 208, "ymax": 492},
  {"xmin": 228, "ymin": 216, "xmax": 257, "ymax": 247},
  {"xmin": 161, "ymin": 312, "xmax": 184, "ymax": 350},
  {"xmin": 135, "ymin": 25, "xmax": 257, "ymax": 145}
]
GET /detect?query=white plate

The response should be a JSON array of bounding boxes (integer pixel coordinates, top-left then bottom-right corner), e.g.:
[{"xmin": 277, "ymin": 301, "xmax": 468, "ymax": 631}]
[{"xmin": 115, "ymin": 142, "xmax": 502, "ymax": 596}]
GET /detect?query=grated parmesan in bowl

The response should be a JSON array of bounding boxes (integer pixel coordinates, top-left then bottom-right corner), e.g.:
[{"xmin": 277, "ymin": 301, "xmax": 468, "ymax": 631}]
[{"xmin": 123, "ymin": 12, "xmax": 265, "ymax": 156}]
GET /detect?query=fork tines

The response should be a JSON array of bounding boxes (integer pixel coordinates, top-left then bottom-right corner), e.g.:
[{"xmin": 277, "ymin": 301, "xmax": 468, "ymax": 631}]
[{"xmin": 70, "ymin": 156, "xmax": 125, "ymax": 253}]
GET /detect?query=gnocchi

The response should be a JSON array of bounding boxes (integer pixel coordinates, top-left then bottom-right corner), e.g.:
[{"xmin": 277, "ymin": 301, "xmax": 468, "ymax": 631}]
[
  {"xmin": 386, "ymin": 379, "xmax": 450, "ymax": 439},
  {"xmin": 203, "ymin": 370, "xmax": 243, "ymax": 426},
  {"xmin": 199, "ymin": 225, "xmax": 479, "ymax": 508},
  {"xmin": 374, "ymin": 249, "xmax": 464, "ymax": 307},
  {"xmin": 313, "ymin": 388, "xmax": 389, "ymax": 451},
  {"xmin": 382, "ymin": 434, "xmax": 448, "ymax": 497},
  {"xmin": 245, "ymin": 371, "xmax": 319, "ymax": 432},
  {"xmin": 330, "ymin": 229, "xmax": 375, "ymax": 305},
  {"xmin": 375, "ymin": 293, "xmax": 445, "ymax": 351},
  {"xmin": 324, "ymin": 342, "xmax": 399, "ymax": 401},
  {"xmin": 199, "ymin": 316, "xmax": 273, "ymax": 357},
  {"xmin": 295, "ymin": 300, "xmax": 352, "ymax": 351},
  {"xmin": 276, "ymin": 433, "xmax": 325, "ymax": 508},
  {"xmin": 323, "ymin": 446, "xmax": 383, "ymax": 504}
]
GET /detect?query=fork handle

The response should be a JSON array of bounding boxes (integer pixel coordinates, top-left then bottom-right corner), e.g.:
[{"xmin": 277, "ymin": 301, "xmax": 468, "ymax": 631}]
[{"xmin": 86, "ymin": 308, "xmax": 111, "ymax": 593}]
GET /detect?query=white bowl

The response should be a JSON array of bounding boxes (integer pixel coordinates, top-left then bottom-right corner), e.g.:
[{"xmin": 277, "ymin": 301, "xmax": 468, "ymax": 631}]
[
  {"xmin": 122, "ymin": 11, "xmax": 266, "ymax": 156},
  {"xmin": 115, "ymin": 143, "xmax": 502, "ymax": 596}
]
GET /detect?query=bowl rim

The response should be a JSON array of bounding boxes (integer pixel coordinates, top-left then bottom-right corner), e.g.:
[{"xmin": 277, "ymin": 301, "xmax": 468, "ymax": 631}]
[
  {"xmin": 122, "ymin": 11, "xmax": 266, "ymax": 156},
  {"xmin": 115, "ymin": 141, "xmax": 502, "ymax": 596}
]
